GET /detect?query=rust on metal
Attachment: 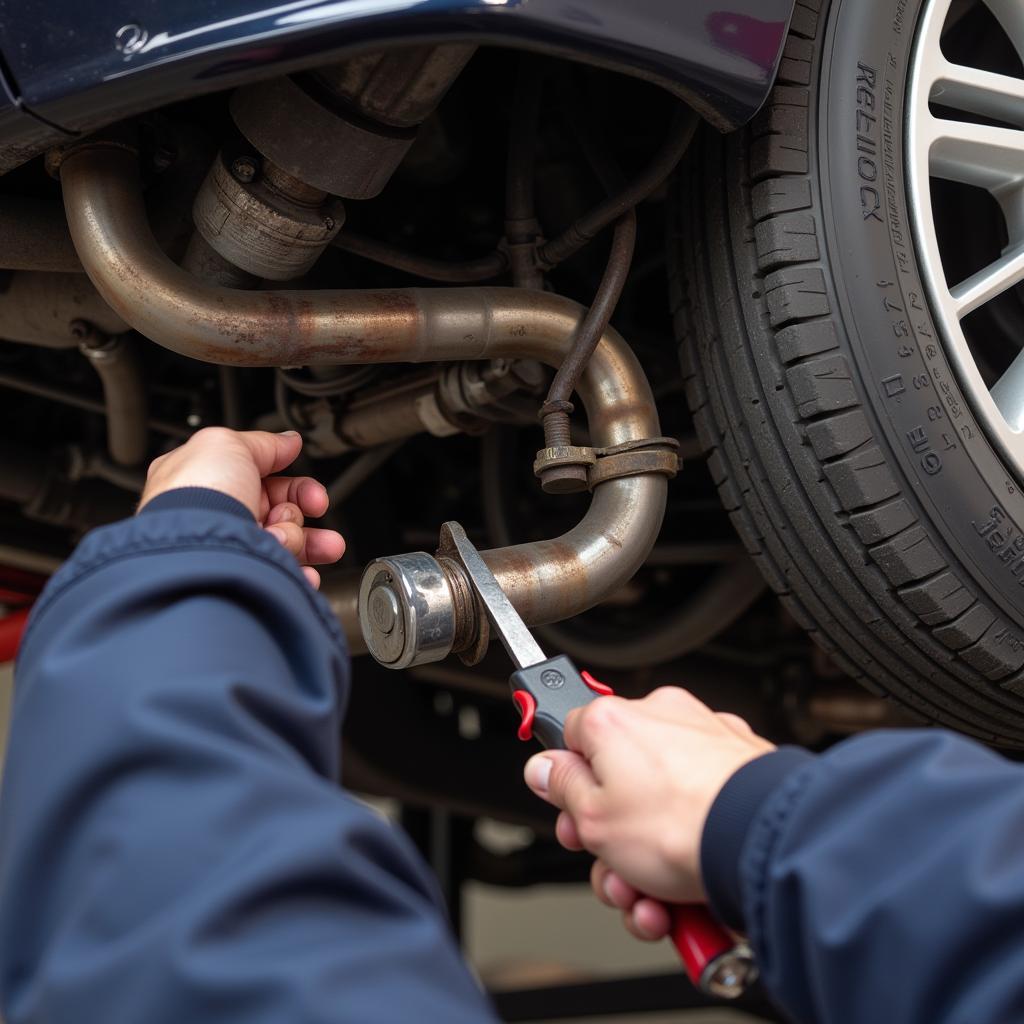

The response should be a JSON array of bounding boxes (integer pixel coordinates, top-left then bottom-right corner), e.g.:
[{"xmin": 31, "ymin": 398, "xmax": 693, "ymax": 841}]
[{"xmin": 61, "ymin": 141, "xmax": 668, "ymax": 640}]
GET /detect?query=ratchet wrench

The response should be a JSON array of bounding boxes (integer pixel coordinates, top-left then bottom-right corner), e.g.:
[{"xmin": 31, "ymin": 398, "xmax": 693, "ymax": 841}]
[{"xmin": 442, "ymin": 522, "xmax": 757, "ymax": 1000}]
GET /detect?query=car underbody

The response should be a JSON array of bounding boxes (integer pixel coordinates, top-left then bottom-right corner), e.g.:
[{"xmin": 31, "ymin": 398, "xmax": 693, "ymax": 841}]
[
  {"xmin": 5, "ymin": 0, "xmax": 1024, "ymax": 899},
  {"xmin": 0, "ymin": 43, "xmax": 901, "ymax": 827}
]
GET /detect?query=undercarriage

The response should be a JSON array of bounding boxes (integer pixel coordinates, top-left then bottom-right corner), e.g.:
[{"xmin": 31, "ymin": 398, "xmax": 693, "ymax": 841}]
[{"xmin": 0, "ymin": 47, "xmax": 900, "ymax": 836}]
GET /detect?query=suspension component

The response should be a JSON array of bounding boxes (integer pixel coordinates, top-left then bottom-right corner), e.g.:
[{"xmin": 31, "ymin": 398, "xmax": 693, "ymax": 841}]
[
  {"xmin": 76, "ymin": 325, "xmax": 148, "ymax": 467},
  {"xmin": 299, "ymin": 359, "xmax": 545, "ymax": 457}
]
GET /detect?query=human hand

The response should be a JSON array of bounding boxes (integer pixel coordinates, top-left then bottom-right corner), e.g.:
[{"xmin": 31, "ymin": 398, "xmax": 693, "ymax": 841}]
[
  {"xmin": 523, "ymin": 687, "xmax": 774, "ymax": 941},
  {"xmin": 138, "ymin": 427, "xmax": 345, "ymax": 588}
]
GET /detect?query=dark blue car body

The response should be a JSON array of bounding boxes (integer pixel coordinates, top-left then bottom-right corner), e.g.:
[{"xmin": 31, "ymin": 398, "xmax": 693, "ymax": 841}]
[{"xmin": 0, "ymin": 0, "xmax": 795, "ymax": 174}]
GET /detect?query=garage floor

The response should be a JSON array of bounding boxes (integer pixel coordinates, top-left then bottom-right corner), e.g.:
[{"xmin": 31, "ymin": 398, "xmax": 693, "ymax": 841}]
[
  {"xmin": 0, "ymin": 666, "xmax": 761, "ymax": 1023},
  {"xmin": 468, "ymin": 880, "xmax": 760, "ymax": 1023}
]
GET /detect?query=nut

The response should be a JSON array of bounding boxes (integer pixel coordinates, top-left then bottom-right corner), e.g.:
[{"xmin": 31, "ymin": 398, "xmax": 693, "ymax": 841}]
[
  {"xmin": 368, "ymin": 586, "xmax": 400, "ymax": 635},
  {"xmin": 230, "ymin": 156, "xmax": 258, "ymax": 184}
]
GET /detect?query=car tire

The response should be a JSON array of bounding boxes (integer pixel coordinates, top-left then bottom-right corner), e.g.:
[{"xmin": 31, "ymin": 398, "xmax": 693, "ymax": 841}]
[{"xmin": 671, "ymin": 0, "xmax": 1024, "ymax": 743}]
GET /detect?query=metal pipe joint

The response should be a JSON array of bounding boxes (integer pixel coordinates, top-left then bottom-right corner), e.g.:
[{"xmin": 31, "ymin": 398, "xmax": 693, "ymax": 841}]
[
  {"xmin": 305, "ymin": 358, "xmax": 544, "ymax": 456},
  {"xmin": 61, "ymin": 142, "xmax": 670, "ymax": 670}
]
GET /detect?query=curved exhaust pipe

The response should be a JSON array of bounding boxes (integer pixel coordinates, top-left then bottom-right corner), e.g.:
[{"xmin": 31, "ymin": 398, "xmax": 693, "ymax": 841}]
[{"xmin": 60, "ymin": 142, "xmax": 668, "ymax": 659}]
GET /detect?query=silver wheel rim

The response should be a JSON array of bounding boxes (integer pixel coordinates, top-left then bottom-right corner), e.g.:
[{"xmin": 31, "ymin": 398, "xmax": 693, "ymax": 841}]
[{"xmin": 907, "ymin": 0, "xmax": 1024, "ymax": 479}]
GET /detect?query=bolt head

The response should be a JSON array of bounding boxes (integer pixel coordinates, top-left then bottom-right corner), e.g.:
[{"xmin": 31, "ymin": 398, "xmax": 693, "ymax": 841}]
[
  {"xmin": 368, "ymin": 586, "xmax": 400, "ymax": 636},
  {"xmin": 540, "ymin": 464, "xmax": 590, "ymax": 495},
  {"xmin": 230, "ymin": 157, "xmax": 258, "ymax": 184},
  {"xmin": 359, "ymin": 555, "xmax": 455, "ymax": 670}
]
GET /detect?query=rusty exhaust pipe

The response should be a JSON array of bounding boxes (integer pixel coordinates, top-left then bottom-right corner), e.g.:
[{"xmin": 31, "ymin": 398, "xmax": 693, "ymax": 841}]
[{"xmin": 60, "ymin": 142, "xmax": 668, "ymax": 663}]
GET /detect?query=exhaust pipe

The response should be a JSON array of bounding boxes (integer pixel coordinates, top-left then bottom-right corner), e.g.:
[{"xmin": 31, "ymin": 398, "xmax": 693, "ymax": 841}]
[{"xmin": 60, "ymin": 142, "xmax": 669, "ymax": 662}]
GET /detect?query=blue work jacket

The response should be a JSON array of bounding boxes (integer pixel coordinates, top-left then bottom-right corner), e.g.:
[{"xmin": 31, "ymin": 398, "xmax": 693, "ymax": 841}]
[{"xmin": 2, "ymin": 489, "xmax": 1024, "ymax": 1023}]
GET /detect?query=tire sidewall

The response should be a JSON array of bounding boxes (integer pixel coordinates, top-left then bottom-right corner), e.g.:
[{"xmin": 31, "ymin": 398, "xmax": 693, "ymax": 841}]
[{"xmin": 819, "ymin": 0, "xmax": 1024, "ymax": 643}]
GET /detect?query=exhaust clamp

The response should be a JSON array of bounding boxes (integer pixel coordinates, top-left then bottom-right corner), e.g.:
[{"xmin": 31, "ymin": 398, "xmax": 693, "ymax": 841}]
[{"xmin": 533, "ymin": 435, "xmax": 680, "ymax": 492}]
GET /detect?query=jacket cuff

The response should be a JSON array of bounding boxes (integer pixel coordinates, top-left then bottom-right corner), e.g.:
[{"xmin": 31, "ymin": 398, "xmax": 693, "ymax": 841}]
[
  {"xmin": 139, "ymin": 487, "xmax": 252, "ymax": 522},
  {"xmin": 700, "ymin": 746, "xmax": 816, "ymax": 931}
]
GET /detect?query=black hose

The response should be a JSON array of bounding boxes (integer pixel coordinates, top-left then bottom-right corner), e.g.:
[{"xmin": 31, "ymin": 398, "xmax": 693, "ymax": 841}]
[
  {"xmin": 327, "ymin": 441, "xmax": 404, "ymax": 506},
  {"xmin": 505, "ymin": 58, "xmax": 543, "ymax": 232},
  {"xmin": 331, "ymin": 231, "xmax": 507, "ymax": 283},
  {"xmin": 541, "ymin": 210, "xmax": 636, "ymax": 435},
  {"xmin": 0, "ymin": 370, "xmax": 187, "ymax": 439},
  {"xmin": 219, "ymin": 367, "xmax": 245, "ymax": 429},
  {"xmin": 505, "ymin": 57, "xmax": 545, "ymax": 289},
  {"xmin": 536, "ymin": 106, "xmax": 698, "ymax": 270},
  {"xmin": 331, "ymin": 103, "xmax": 695, "ymax": 286},
  {"xmin": 278, "ymin": 365, "xmax": 378, "ymax": 398},
  {"xmin": 538, "ymin": 88, "xmax": 639, "ymax": 458}
]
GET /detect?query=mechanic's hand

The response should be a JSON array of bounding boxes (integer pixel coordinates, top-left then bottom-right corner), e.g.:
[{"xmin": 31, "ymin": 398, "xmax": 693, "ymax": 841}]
[
  {"xmin": 523, "ymin": 687, "xmax": 774, "ymax": 942},
  {"xmin": 138, "ymin": 427, "xmax": 345, "ymax": 589}
]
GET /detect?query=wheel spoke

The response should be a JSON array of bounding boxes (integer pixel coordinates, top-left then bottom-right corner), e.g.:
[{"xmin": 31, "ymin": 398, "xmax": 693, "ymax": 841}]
[
  {"xmin": 993, "ymin": 347, "xmax": 1024, "ymax": 432},
  {"xmin": 928, "ymin": 116, "xmax": 1024, "ymax": 190},
  {"xmin": 951, "ymin": 243, "xmax": 1024, "ymax": 316},
  {"xmin": 931, "ymin": 61, "xmax": 1024, "ymax": 127},
  {"xmin": 985, "ymin": 0, "xmax": 1024, "ymax": 64},
  {"xmin": 910, "ymin": 0, "xmax": 1024, "ymax": 458}
]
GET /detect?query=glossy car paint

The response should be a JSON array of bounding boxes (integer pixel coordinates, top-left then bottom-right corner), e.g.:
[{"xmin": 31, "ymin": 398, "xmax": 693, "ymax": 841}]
[{"xmin": 0, "ymin": 0, "xmax": 793, "ymax": 172}]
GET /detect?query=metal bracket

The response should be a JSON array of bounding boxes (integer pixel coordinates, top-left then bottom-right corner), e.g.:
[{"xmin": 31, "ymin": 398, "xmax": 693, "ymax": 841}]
[
  {"xmin": 533, "ymin": 435, "xmax": 680, "ymax": 492},
  {"xmin": 588, "ymin": 436, "xmax": 681, "ymax": 488},
  {"xmin": 531, "ymin": 444, "xmax": 597, "ymax": 479}
]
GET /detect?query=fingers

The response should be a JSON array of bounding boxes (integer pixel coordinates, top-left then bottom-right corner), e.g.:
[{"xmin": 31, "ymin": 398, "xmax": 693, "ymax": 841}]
[
  {"xmin": 302, "ymin": 566, "xmax": 321, "ymax": 590},
  {"xmin": 265, "ymin": 520, "xmax": 304, "ymax": 558},
  {"xmin": 265, "ymin": 520, "xmax": 346, "ymax": 565},
  {"xmin": 592, "ymin": 860, "xmax": 639, "ymax": 910},
  {"xmin": 303, "ymin": 528, "xmax": 346, "ymax": 564},
  {"xmin": 234, "ymin": 430, "xmax": 303, "ymax": 477},
  {"xmin": 716, "ymin": 712, "xmax": 755, "ymax": 738},
  {"xmin": 265, "ymin": 502, "xmax": 304, "ymax": 528},
  {"xmin": 524, "ymin": 750, "xmax": 600, "ymax": 845},
  {"xmin": 624, "ymin": 898, "xmax": 672, "ymax": 941},
  {"xmin": 264, "ymin": 476, "xmax": 329, "ymax": 518},
  {"xmin": 562, "ymin": 696, "xmax": 629, "ymax": 760},
  {"xmin": 555, "ymin": 811, "xmax": 583, "ymax": 851},
  {"xmin": 591, "ymin": 862, "xmax": 671, "ymax": 942}
]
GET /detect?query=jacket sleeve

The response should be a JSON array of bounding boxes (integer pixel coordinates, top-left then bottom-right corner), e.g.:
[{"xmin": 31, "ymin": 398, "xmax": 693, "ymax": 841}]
[
  {"xmin": 700, "ymin": 730, "xmax": 1024, "ymax": 1023},
  {"xmin": 0, "ymin": 489, "xmax": 497, "ymax": 1024}
]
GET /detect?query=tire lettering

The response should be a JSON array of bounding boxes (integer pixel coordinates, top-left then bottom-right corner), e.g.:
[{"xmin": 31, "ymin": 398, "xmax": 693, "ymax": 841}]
[
  {"xmin": 907, "ymin": 424, "xmax": 943, "ymax": 476},
  {"xmin": 856, "ymin": 63, "xmax": 884, "ymax": 223}
]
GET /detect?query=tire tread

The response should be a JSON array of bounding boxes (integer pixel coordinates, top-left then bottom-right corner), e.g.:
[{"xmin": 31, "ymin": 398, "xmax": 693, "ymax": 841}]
[{"xmin": 669, "ymin": 0, "xmax": 1024, "ymax": 742}]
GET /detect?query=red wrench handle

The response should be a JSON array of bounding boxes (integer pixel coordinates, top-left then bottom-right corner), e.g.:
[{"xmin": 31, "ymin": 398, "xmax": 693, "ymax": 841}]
[
  {"xmin": 509, "ymin": 667, "xmax": 757, "ymax": 998},
  {"xmin": 671, "ymin": 904, "xmax": 757, "ymax": 998}
]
